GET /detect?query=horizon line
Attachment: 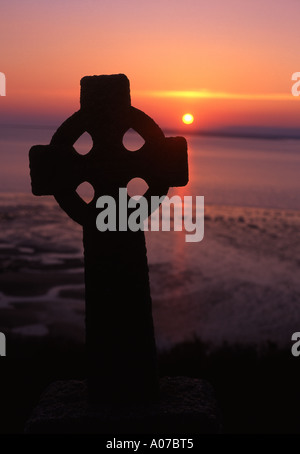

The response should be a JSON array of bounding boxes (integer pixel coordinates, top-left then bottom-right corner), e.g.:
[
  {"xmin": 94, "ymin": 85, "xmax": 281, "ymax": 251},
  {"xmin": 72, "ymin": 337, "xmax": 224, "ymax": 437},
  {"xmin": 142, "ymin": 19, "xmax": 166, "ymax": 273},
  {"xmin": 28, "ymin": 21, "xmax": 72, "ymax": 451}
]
[{"xmin": 1, "ymin": 122, "xmax": 300, "ymax": 141}]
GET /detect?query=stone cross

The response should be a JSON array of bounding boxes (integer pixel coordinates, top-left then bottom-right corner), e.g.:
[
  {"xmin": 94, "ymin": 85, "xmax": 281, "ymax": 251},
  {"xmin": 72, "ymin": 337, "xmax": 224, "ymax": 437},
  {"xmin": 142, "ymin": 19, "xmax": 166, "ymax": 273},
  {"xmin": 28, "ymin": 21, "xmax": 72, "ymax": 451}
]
[{"xmin": 29, "ymin": 74, "xmax": 188, "ymax": 403}]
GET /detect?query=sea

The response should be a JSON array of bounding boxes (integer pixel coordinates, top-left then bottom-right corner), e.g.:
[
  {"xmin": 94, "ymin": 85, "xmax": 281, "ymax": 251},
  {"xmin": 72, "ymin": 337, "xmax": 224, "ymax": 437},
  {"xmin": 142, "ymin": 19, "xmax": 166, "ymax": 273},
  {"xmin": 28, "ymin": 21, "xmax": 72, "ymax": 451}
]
[
  {"xmin": 0, "ymin": 126, "xmax": 300, "ymax": 349},
  {"xmin": 0, "ymin": 125, "xmax": 300, "ymax": 210}
]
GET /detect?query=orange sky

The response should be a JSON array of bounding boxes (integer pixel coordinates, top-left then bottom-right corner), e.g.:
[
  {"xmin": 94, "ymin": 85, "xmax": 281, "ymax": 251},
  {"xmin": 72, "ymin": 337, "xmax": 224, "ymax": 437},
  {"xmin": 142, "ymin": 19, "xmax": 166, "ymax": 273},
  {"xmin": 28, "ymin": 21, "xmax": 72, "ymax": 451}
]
[{"xmin": 1, "ymin": 0, "xmax": 300, "ymax": 132}]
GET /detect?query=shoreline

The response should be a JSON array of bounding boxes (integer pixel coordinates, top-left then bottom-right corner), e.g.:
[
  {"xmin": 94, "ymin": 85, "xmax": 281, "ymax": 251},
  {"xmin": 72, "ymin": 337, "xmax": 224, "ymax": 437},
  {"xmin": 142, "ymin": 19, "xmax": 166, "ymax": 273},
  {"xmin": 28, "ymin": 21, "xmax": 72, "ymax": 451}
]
[{"xmin": 0, "ymin": 194, "xmax": 299, "ymax": 353}]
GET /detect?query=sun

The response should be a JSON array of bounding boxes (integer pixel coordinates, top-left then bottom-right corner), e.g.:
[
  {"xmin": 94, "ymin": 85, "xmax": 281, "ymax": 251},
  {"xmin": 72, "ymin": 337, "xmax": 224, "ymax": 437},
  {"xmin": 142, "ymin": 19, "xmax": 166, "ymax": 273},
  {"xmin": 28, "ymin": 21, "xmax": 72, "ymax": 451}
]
[{"xmin": 182, "ymin": 113, "xmax": 194, "ymax": 125}]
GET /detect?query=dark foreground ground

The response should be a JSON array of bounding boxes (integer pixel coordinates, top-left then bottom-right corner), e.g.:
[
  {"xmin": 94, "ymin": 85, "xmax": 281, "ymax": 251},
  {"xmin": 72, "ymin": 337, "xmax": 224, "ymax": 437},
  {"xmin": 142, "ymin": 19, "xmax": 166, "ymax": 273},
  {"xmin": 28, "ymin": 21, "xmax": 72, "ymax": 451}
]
[
  {"xmin": 1, "ymin": 198, "xmax": 299, "ymax": 434},
  {"xmin": 0, "ymin": 337, "xmax": 299, "ymax": 434}
]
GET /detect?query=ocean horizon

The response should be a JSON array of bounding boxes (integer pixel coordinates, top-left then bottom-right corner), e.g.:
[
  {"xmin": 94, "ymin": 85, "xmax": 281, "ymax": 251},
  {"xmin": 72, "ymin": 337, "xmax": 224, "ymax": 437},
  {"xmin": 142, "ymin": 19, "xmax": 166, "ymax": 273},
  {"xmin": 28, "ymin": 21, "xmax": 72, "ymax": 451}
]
[{"xmin": 1, "ymin": 125, "xmax": 300, "ymax": 211}]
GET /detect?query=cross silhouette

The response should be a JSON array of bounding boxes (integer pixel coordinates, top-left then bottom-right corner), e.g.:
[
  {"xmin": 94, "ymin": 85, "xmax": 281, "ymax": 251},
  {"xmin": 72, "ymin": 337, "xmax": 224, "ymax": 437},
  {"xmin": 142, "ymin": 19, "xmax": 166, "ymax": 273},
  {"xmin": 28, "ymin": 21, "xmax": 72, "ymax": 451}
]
[{"xmin": 29, "ymin": 74, "xmax": 188, "ymax": 403}]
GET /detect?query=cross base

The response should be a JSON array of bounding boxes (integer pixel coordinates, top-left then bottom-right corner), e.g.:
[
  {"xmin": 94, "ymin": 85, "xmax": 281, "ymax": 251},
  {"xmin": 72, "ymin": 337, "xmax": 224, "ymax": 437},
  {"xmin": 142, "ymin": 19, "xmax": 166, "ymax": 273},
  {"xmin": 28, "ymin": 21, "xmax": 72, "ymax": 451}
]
[{"xmin": 25, "ymin": 377, "xmax": 221, "ymax": 434}]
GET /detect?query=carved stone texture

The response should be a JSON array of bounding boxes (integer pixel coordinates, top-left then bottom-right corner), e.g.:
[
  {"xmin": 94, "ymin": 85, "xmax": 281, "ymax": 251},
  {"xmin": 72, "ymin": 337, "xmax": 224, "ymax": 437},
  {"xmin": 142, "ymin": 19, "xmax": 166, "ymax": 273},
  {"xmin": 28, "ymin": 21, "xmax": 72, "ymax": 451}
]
[
  {"xmin": 29, "ymin": 74, "xmax": 188, "ymax": 403},
  {"xmin": 25, "ymin": 378, "xmax": 221, "ymax": 434}
]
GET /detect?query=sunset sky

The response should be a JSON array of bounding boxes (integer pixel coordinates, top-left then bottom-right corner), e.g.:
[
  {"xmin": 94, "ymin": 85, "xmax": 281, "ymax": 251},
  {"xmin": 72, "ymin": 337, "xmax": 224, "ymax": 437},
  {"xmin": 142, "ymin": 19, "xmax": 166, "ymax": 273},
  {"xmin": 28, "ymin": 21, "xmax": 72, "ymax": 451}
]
[{"xmin": 1, "ymin": 0, "xmax": 300, "ymax": 132}]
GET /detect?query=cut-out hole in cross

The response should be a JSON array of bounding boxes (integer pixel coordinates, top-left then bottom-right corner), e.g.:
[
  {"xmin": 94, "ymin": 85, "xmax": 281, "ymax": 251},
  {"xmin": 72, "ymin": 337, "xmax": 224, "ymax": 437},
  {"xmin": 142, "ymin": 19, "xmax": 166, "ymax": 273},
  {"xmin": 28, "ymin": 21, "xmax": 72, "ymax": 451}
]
[
  {"xmin": 127, "ymin": 177, "xmax": 149, "ymax": 199},
  {"xmin": 74, "ymin": 132, "xmax": 93, "ymax": 155},
  {"xmin": 123, "ymin": 128, "xmax": 145, "ymax": 152},
  {"xmin": 76, "ymin": 181, "xmax": 95, "ymax": 203}
]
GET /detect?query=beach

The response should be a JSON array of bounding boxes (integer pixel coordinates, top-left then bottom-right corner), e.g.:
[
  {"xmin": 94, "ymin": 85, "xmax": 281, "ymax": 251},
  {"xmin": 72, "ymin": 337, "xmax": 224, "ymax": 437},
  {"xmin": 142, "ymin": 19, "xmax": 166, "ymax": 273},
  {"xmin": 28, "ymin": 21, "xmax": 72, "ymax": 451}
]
[
  {"xmin": 1, "ymin": 193, "xmax": 299, "ymax": 355},
  {"xmin": 1, "ymin": 130, "xmax": 300, "ymax": 354}
]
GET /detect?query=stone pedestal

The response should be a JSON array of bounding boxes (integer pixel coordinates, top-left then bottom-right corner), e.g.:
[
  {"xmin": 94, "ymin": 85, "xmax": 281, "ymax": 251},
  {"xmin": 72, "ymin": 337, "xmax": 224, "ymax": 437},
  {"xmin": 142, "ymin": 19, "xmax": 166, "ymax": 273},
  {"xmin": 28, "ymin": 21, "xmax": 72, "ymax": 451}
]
[{"xmin": 25, "ymin": 377, "xmax": 221, "ymax": 434}]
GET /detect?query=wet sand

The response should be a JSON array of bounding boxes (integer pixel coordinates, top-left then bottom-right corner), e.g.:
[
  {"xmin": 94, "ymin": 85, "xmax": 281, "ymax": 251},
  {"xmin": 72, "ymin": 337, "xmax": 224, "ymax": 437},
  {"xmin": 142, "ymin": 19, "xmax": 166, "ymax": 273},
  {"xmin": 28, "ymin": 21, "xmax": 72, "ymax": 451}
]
[{"xmin": 0, "ymin": 194, "xmax": 299, "ymax": 353}]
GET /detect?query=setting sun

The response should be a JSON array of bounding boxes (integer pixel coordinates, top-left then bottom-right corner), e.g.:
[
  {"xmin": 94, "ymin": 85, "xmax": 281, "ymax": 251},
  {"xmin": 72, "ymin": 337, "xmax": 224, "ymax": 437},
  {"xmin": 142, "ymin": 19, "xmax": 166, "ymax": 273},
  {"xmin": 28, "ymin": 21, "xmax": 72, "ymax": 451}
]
[{"xmin": 182, "ymin": 113, "xmax": 194, "ymax": 125}]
